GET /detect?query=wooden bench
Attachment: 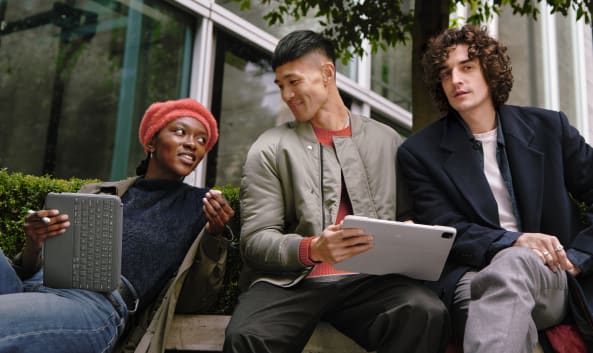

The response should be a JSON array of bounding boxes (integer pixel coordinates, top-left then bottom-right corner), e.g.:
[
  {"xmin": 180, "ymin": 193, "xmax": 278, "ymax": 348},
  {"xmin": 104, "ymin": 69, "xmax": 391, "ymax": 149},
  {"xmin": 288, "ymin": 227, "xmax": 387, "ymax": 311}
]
[
  {"xmin": 164, "ymin": 314, "xmax": 546, "ymax": 353},
  {"xmin": 165, "ymin": 314, "xmax": 370, "ymax": 353}
]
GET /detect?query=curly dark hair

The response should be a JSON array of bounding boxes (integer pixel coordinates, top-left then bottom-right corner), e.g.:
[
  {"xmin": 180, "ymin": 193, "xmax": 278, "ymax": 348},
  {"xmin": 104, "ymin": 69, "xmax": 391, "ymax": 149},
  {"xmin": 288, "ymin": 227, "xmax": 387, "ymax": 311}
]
[{"xmin": 422, "ymin": 24, "xmax": 513, "ymax": 114}]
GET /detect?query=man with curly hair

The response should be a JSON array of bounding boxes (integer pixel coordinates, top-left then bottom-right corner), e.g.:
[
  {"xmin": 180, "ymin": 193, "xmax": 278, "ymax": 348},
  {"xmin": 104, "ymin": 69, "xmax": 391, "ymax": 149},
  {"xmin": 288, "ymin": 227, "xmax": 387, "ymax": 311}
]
[{"xmin": 398, "ymin": 24, "xmax": 593, "ymax": 353}]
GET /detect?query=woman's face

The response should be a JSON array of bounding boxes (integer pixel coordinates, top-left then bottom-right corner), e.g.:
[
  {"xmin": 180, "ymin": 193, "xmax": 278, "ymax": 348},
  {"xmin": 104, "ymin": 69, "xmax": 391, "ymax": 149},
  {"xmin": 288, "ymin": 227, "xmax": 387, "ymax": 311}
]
[{"xmin": 145, "ymin": 116, "xmax": 209, "ymax": 180}]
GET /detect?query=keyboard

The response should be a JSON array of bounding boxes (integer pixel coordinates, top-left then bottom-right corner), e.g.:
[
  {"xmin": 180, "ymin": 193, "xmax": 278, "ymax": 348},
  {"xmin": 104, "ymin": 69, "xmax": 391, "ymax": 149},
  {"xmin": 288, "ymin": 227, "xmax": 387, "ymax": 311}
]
[
  {"xmin": 72, "ymin": 196, "xmax": 117, "ymax": 289},
  {"xmin": 43, "ymin": 192, "xmax": 123, "ymax": 292}
]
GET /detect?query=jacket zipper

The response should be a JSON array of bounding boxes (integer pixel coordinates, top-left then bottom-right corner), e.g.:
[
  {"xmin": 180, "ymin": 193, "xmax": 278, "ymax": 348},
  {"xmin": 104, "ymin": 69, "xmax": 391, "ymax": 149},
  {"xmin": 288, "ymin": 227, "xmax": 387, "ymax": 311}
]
[{"xmin": 319, "ymin": 144, "xmax": 325, "ymax": 228}]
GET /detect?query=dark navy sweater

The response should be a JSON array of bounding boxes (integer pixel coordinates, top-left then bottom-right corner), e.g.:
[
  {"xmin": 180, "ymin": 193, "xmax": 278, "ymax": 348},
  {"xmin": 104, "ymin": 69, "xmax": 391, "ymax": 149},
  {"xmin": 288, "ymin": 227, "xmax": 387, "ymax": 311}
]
[{"xmin": 120, "ymin": 178, "xmax": 207, "ymax": 310}]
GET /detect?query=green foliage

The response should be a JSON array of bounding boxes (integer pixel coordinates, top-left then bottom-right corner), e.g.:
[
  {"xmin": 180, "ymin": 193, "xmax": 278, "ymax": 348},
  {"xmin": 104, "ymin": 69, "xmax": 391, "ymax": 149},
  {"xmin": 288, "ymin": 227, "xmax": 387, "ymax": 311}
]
[
  {"xmin": 234, "ymin": 0, "xmax": 592, "ymax": 63},
  {"xmin": 210, "ymin": 184, "xmax": 243, "ymax": 314},
  {"xmin": 0, "ymin": 170, "xmax": 242, "ymax": 314},
  {"xmin": 236, "ymin": 0, "xmax": 414, "ymax": 63},
  {"xmin": 469, "ymin": 0, "xmax": 587, "ymax": 23},
  {"xmin": 0, "ymin": 169, "xmax": 98, "ymax": 258}
]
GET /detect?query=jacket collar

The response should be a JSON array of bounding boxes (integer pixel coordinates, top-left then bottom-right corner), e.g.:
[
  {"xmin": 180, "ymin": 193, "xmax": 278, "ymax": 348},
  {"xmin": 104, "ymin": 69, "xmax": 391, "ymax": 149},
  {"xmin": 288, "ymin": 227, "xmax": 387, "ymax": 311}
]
[
  {"xmin": 96, "ymin": 176, "xmax": 140, "ymax": 197},
  {"xmin": 293, "ymin": 110, "xmax": 359, "ymax": 142},
  {"xmin": 439, "ymin": 105, "xmax": 543, "ymax": 230},
  {"xmin": 497, "ymin": 105, "xmax": 544, "ymax": 230}
]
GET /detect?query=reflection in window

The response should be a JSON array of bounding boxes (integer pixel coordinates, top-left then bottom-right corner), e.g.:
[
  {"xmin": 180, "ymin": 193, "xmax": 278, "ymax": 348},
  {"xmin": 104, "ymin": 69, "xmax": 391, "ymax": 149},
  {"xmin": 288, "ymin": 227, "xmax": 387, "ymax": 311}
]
[
  {"xmin": 207, "ymin": 30, "xmax": 360, "ymax": 187},
  {"xmin": 370, "ymin": 43, "xmax": 413, "ymax": 111},
  {"xmin": 216, "ymin": 0, "xmax": 357, "ymax": 80},
  {"xmin": 218, "ymin": 0, "xmax": 321, "ymax": 40},
  {"xmin": 0, "ymin": 0, "xmax": 194, "ymax": 180},
  {"xmin": 207, "ymin": 30, "xmax": 282, "ymax": 187},
  {"xmin": 369, "ymin": 0, "xmax": 413, "ymax": 112}
]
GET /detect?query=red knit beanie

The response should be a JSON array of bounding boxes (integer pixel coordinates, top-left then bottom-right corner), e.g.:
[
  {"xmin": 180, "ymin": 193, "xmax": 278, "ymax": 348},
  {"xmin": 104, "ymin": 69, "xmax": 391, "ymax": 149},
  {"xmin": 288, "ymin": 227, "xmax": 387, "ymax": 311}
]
[{"xmin": 138, "ymin": 98, "xmax": 219, "ymax": 154}]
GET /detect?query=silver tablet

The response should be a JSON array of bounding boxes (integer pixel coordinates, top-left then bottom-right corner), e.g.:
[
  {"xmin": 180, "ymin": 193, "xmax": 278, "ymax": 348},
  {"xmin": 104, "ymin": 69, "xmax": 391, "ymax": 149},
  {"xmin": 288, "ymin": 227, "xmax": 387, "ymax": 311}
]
[{"xmin": 333, "ymin": 215, "xmax": 456, "ymax": 281}]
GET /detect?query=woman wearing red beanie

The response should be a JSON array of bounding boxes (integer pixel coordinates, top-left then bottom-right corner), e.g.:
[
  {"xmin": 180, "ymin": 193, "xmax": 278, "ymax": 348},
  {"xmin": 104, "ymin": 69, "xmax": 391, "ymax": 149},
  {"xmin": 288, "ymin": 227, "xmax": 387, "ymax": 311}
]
[{"xmin": 0, "ymin": 98, "xmax": 234, "ymax": 353}]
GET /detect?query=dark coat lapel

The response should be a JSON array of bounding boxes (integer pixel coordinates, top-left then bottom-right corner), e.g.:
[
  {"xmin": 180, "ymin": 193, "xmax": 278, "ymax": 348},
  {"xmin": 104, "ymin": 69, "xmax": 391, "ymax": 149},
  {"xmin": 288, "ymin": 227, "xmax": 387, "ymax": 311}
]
[
  {"xmin": 440, "ymin": 115, "xmax": 501, "ymax": 228},
  {"xmin": 498, "ymin": 106, "xmax": 544, "ymax": 231}
]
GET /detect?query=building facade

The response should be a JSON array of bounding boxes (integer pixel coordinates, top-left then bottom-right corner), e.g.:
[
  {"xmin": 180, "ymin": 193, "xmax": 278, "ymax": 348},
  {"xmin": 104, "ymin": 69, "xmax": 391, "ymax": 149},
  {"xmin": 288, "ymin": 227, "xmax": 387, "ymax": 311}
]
[{"xmin": 1, "ymin": 0, "xmax": 591, "ymax": 188}]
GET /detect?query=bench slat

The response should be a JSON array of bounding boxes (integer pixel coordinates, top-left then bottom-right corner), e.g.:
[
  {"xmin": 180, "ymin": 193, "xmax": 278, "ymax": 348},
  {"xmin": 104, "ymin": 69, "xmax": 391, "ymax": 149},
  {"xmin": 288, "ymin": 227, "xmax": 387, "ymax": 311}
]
[
  {"xmin": 166, "ymin": 314, "xmax": 546, "ymax": 353},
  {"xmin": 165, "ymin": 314, "xmax": 369, "ymax": 353},
  {"xmin": 166, "ymin": 315, "xmax": 229, "ymax": 351}
]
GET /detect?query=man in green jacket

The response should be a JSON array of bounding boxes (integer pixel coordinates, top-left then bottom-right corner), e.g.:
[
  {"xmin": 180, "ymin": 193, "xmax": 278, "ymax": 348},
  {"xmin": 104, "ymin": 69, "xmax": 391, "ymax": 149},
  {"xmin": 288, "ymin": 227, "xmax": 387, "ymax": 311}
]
[{"xmin": 223, "ymin": 30, "xmax": 450, "ymax": 353}]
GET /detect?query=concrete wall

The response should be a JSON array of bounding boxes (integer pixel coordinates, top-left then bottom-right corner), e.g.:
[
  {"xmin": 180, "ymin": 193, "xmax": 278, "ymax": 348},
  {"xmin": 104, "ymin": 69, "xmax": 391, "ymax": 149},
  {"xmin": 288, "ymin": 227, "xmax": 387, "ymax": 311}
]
[{"xmin": 586, "ymin": 26, "xmax": 593, "ymax": 142}]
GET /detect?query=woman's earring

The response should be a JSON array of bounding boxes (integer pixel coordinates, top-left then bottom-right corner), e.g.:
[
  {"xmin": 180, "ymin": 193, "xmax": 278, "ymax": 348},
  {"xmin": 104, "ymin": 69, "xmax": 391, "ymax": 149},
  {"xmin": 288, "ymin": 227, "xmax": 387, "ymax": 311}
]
[{"xmin": 149, "ymin": 152, "xmax": 153, "ymax": 159}]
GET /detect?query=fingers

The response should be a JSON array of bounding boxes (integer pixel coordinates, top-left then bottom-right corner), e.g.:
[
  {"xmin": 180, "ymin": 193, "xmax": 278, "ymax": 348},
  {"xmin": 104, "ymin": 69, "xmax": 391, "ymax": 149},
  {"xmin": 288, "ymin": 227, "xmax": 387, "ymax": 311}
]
[
  {"xmin": 203, "ymin": 190, "xmax": 235, "ymax": 234},
  {"xmin": 541, "ymin": 249, "xmax": 558, "ymax": 272},
  {"xmin": 529, "ymin": 244, "xmax": 571, "ymax": 273},
  {"xmin": 530, "ymin": 248, "xmax": 556, "ymax": 272},
  {"xmin": 341, "ymin": 234, "xmax": 374, "ymax": 249},
  {"xmin": 28, "ymin": 210, "xmax": 51, "ymax": 224},
  {"xmin": 25, "ymin": 209, "xmax": 68, "ymax": 228},
  {"xmin": 567, "ymin": 265, "xmax": 581, "ymax": 277},
  {"xmin": 339, "ymin": 227, "xmax": 374, "ymax": 249},
  {"xmin": 321, "ymin": 225, "xmax": 362, "ymax": 244},
  {"xmin": 203, "ymin": 191, "xmax": 233, "ymax": 217},
  {"xmin": 517, "ymin": 233, "xmax": 573, "ymax": 272},
  {"xmin": 540, "ymin": 242, "xmax": 573, "ymax": 272},
  {"xmin": 551, "ymin": 244, "xmax": 573, "ymax": 271},
  {"xmin": 24, "ymin": 209, "xmax": 70, "ymax": 247},
  {"xmin": 312, "ymin": 226, "xmax": 374, "ymax": 263}
]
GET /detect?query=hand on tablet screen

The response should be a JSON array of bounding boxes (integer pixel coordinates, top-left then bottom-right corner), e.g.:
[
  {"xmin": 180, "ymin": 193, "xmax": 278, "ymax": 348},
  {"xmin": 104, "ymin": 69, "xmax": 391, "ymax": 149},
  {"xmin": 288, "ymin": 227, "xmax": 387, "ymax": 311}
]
[{"xmin": 309, "ymin": 223, "xmax": 374, "ymax": 264}]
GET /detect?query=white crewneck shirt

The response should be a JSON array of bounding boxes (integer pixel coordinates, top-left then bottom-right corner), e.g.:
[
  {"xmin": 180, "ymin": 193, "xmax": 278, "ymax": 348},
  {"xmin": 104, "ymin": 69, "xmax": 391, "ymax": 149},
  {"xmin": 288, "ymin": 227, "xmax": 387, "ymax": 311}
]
[{"xmin": 474, "ymin": 128, "xmax": 518, "ymax": 231}]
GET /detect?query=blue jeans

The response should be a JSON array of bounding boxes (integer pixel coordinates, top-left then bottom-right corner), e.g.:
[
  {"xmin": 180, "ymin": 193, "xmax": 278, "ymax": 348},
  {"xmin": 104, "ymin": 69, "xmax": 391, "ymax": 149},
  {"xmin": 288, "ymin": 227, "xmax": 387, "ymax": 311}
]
[{"xmin": 0, "ymin": 248, "xmax": 128, "ymax": 353}]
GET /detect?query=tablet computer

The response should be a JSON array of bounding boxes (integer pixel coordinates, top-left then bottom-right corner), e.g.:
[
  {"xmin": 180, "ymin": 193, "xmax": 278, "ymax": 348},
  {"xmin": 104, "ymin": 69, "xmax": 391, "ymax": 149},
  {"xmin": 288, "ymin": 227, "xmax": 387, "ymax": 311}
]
[
  {"xmin": 333, "ymin": 215, "xmax": 456, "ymax": 281},
  {"xmin": 43, "ymin": 192, "xmax": 123, "ymax": 292}
]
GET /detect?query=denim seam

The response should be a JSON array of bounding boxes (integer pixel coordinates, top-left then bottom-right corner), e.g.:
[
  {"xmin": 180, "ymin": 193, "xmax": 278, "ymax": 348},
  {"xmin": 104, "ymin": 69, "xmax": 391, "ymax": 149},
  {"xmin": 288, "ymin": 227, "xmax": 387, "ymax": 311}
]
[{"xmin": 0, "ymin": 310, "xmax": 120, "ymax": 345}]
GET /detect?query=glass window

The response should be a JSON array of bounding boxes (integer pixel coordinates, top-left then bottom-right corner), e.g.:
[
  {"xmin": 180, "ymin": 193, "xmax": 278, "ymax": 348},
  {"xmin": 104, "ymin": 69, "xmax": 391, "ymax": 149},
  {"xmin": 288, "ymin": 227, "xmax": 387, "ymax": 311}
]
[
  {"xmin": 0, "ymin": 0, "xmax": 194, "ymax": 180},
  {"xmin": 207, "ymin": 30, "xmax": 355, "ymax": 187},
  {"xmin": 368, "ymin": 0, "xmax": 413, "ymax": 111},
  {"xmin": 217, "ymin": 0, "xmax": 321, "ymax": 40},
  {"xmin": 370, "ymin": 43, "xmax": 413, "ymax": 111},
  {"xmin": 206, "ymin": 30, "xmax": 282, "ymax": 187},
  {"xmin": 216, "ymin": 0, "xmax": 357, "ymax": 80}
]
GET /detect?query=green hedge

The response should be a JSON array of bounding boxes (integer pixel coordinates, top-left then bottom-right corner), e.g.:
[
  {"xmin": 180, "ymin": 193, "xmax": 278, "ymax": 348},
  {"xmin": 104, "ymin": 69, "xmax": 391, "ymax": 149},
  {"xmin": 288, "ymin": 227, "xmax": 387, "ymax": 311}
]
[
  {"xmin": 209, "ymin": 184, "xmax": 242, "ymax": 314},
  {"xmin": 0, "ymin": 169, "xmax": 98, "ymax": 258},
  {"xmin": 0, "ymin": 169, "xmax": 242, "ymax": 314}
]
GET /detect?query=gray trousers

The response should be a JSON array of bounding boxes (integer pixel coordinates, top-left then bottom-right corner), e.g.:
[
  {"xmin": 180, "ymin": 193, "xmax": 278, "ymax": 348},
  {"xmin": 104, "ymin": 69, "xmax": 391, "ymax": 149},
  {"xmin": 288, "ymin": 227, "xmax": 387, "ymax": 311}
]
[{"xmin": 452, "ymin": 246, "xmax": 568, "ymax": 353}]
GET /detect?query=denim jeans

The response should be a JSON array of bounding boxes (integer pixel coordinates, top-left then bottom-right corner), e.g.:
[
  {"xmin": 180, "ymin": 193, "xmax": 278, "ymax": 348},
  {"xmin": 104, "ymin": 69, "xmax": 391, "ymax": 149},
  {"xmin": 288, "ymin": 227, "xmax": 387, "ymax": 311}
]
[{"xmin": 0, "ymin": 247, "xmax": 128, "ymax": 353}]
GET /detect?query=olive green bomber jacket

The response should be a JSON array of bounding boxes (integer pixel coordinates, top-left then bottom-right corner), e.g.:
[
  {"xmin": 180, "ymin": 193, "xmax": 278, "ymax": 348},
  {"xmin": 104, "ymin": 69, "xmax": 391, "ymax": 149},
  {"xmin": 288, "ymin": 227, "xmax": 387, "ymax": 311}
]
[{"xmin": 239, "ymin": 112, "xmax": 410, "ymax": 289}]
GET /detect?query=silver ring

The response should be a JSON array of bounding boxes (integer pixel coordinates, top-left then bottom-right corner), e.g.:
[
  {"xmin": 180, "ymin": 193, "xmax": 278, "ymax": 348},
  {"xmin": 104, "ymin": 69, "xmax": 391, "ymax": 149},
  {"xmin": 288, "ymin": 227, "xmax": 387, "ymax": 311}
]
[
  {"xmin": 542, "ymin": 250, "xmax": 550, "ymax": 256},
  {"xmin": 42, "ymin": 217, "xmax": 51, "ymax": 224},
  {"xmin": 555, "ymin": 244, "xmax": 564, "ymax": 252}
]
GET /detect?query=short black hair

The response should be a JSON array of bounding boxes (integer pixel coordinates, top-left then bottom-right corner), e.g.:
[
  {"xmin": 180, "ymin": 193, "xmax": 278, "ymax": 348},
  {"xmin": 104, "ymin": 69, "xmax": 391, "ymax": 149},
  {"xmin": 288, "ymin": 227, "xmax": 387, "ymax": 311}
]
[{"xmin": 271, "ymin": 30, "xmax": 336, "ymax": 70}]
